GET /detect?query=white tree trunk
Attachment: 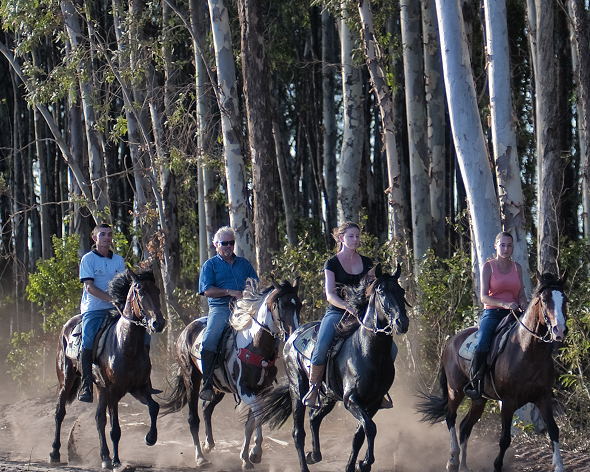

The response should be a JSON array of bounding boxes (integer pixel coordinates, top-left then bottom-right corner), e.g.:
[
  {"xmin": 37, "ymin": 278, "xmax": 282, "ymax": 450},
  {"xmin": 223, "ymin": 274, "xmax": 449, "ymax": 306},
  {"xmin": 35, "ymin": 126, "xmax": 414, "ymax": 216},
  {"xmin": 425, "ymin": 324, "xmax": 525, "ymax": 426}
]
[
  {"xmin": 401, "ymin": 0, "xmax": 432, "ymax": 265},
  {"xmin": 422, "ymin": 0, "xmax": 446, "ymax": 257},
  {"xmin": 357, "ymin": 0, "xmax": 405, "ymax": 244},
  {"xmin": 208, "ymin": 0, "xmax": 254, "ymax": 261},
  {"xmin": 338, "ymin": 4, "xmax": 364, "ymax": 224},
  {"xmin": 435, "ymin": 0, "xmax": 502, "ymax": 268},
  {"xmin": 484, "ymin": 0, "xmax": 531, "ymax": 295}
]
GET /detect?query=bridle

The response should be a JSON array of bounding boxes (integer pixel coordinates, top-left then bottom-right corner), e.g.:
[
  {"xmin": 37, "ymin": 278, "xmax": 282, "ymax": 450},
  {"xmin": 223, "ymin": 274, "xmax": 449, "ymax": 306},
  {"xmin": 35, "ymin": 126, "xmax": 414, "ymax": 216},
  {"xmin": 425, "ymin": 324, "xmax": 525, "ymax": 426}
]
[
  {"xmin": 510, "ymin": 286, "xmax": 565, "ymax": 343},
  {"xmin": 119, "ymin": 282, "xmax": 159, "ymax": 333},
  {"xmin": 356, "ymin": 284, "xmax": 401, "ymax": 336},
  {"xmin": 250, "ymin": 287, "xmax": 299, "ymax": 341}
]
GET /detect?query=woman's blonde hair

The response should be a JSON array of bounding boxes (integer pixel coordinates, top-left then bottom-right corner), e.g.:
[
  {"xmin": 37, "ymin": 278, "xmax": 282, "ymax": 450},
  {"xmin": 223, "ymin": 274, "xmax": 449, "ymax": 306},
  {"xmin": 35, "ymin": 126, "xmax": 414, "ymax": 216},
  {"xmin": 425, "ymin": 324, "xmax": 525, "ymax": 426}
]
[{"xmin": 332, "ymin": 221, "xmax": 361, "ymax": 250}]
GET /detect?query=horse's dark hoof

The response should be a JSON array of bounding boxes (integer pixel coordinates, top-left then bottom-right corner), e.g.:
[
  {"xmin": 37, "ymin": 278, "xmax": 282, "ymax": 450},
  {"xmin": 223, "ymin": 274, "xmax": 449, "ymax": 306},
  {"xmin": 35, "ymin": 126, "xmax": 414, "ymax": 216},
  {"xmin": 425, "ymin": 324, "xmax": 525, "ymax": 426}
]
[
  {"xmin": 102, "ymin": 459, "xmax": 113, "ymax": 469},
  {"xmin": 49, "ymin": 452, "xmax": 60, "ymax": 463},
  {"xmin": 249, "ymin": 449, "xmax": 262, "ymax": 464},
  {"xmin": 145, "ymin": 431, "xmax": 157, "ymax": 446},
  {"xmin": 111, "ymin": 460, "xmax": 122, "ymax": 470},
  {"xmin": 305, "ymin": 451, "xmax": 322, "ymax": 464},
  {"xmin": 357, "ymin": 461, "xmax": 371, "ymax": 472}
]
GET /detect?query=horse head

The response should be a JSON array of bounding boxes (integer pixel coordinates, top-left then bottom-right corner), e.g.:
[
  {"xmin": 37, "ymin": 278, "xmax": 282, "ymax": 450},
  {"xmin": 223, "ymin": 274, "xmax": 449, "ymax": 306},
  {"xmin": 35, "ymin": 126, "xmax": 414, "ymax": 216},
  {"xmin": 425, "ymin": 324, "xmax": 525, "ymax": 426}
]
[
  {"xmin": 370, "ymin": 263, "xmax": 409, "ymax": 335},
  {"xmin": 122, "ymin": 269, "xmax": 166, "ymax": 334},
  {"xmin": 267, "ymin": 277, "xmax": 302, "ymax": 340},
  {"xmin": 532, "ymin": 270, "xmax": 568, "ymax": 342}
]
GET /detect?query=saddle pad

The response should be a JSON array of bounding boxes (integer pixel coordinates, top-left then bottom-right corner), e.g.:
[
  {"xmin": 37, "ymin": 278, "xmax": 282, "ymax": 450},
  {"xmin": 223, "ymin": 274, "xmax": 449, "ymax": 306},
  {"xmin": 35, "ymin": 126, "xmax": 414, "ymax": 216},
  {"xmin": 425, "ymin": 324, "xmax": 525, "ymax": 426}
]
[
  {"xmin": 292, "ymin": 322, "xmax": 320, "ymax": 360},
  {"xmin": 65, "ymin": 312, "xmax": 119, "ymax": 361},
  {"xmin": 458, "ymin": 331, "xmax": 478, "ymax": 360},
  {"xmin": 191, "ymin": 318, "xmax": 233, "ymax": 368},
  {"xmin": 65, "ymin": 323, "xmax": 83, "ymax": 360}
]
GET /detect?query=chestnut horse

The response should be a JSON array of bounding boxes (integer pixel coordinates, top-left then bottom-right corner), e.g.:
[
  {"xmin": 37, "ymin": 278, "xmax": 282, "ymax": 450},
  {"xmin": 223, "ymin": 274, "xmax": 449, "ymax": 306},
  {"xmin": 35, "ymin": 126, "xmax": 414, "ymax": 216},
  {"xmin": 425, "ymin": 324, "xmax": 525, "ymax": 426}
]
[
  {"xmin": 416, "ymin": 271, "xmax": 568, "ymax": 472},
  {"xmin": 161, "ymin": 278, "xmax": 301, "ymax": 469},
  {"xmin": 257, "ymin": 265, "xmax": 409, "ymax": 472},
  {"xmin": 50, "ymin": 268, "xmax": 165, "ymax": 469}
]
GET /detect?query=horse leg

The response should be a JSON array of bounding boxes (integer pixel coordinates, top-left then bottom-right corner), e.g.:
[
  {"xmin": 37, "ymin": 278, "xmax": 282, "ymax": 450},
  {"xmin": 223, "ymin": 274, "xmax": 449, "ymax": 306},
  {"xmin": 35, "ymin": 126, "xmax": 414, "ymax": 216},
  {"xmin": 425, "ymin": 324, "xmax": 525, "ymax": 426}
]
[
  {"xmin": 306, "ymin": 398, "xmax": 336, "ymax": 464},
  {"xmin": 248, "ymin": 421, "xmax": 263, "ymax": 465},
  {"xmin": 444, "ymin": 390, "xmax": 463, "ymax": 471},
  {"xmin": 239, "ymin": 408, "xmax": 256, "ymax": 469},
  {"xmin": 344, "ymin": 396, "xmax": 377, "ymax": 472},
  {"xmin": 536, "ymin": 398, "xmax": 566, "ymax": 472},
  {"xmin": 108, "ymin": 403, "xmax": 122, "ymax": 469},
  {"xmin": 95, "ymin": 390, "xmax": 112, "ymax": 469},
  {"xmin": 131, "ymin": 385, "xmax": 159, "ymax": 447},
  {"xmin": 201, "ymin": 391, "xmax": 224, "ymax": 454},
  {"xmin": 492, "ymin": 402, "xmax": 516, "ymax": 472},
  {"xmin": 457, "ymin": 399, "xmax": 486, "ymax": 472},
  {"xmin": 291, "ymin": 391, "xmax": 311, "ymax": 472}
]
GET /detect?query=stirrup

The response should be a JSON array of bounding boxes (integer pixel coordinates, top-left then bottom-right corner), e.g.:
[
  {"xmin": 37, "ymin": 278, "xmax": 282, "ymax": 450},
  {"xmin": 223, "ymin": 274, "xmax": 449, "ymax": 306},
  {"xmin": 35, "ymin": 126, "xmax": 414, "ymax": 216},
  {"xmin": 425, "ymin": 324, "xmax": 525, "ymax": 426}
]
[
  {"xmin": 78, "ymin": 384, "xmax": 93, "ymax": 403},
  {"xmin": 199, "ymin": 385, "xmax": 215, "ymax": 401},
  {"xmin": 463, "ymin": 378, "xmax": 481, "ymax": 400},
  {"xmin": 302, "ymin": 384, "xmax": 320, "ymax": 408}
]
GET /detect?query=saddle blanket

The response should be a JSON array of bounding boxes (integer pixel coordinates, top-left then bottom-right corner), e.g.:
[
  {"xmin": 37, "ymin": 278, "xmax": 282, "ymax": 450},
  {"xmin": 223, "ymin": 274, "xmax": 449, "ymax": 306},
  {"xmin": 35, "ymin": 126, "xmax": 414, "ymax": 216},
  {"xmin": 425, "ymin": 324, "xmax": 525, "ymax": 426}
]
[{"xmin": 65, "ymin": 311, "xmax": 119, "ymax": 361}]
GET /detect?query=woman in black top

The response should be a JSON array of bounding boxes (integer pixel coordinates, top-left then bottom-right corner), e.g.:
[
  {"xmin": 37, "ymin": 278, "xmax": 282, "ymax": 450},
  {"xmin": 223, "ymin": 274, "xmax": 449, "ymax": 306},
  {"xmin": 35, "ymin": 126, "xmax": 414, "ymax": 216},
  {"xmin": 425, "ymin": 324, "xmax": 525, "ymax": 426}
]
[{"xmin": 303, "ymin": 222, "xmax": 375, "ymax": 407}]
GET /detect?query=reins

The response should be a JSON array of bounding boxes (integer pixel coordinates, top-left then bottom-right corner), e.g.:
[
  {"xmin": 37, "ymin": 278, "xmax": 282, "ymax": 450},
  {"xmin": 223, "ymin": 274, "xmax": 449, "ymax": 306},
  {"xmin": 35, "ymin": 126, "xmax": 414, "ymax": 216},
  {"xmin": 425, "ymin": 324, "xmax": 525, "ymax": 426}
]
[
  {"xmin": 248, "ymin": 288, "xmax": 295, "ymax": 341},
  {"xmin": 510, "ymin": 286, "xmax": 563, "ymax": 343},
  {"xmin": 116, "ymin": 283, "xmax": 155, "ymax": 332},
  {"xmin": 354, "ymin": 287, "xmax": 396, "ymax": 336}
]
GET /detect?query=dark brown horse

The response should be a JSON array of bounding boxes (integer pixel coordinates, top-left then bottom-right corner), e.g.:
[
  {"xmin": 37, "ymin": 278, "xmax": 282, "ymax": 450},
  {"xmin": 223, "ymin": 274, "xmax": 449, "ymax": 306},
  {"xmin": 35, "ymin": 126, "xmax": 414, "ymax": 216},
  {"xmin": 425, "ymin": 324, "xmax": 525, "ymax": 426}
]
[
  {"xmin": 416, "ymin": 271, "xmax": 568, "ymax": 472},
  {"xmin": 257, "ymin": 265, "xmax": 409, "ymax": 472},
  {"xmin": 50, "ymin": 268, "xmax": 165, "ymax": 469},
  {"xmin": 161, "ymin": 278, "xmax": 301, "ymax": 469}
]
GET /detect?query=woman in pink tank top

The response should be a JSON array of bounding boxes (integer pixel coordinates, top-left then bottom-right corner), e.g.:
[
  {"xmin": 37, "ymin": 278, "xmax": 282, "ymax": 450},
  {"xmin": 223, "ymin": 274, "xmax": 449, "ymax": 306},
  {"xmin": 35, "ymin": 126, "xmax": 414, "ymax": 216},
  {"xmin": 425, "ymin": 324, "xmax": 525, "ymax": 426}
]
[{"xmin": 464, "ymin": 231, "xmax": 528, "ymax": 399}]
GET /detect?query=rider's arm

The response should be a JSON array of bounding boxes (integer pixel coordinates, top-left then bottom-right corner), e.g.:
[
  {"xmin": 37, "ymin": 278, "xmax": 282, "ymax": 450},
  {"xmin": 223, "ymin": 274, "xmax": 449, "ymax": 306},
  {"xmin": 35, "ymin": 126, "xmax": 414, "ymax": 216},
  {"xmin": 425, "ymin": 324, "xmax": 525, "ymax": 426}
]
[
  {"xmin": 516, "ymin": 263, "xmax": 528, "ymax": 310},
  {"xmin": 203, "ymin": 287, "xmax": 241, "ymax": 299},
  {"xmin": 84, "ymin": 280, "xmax": 113, "ymax": 303},
  {"xmin": 325, "ymin": 269, "xmax": 356, "ymax": 315}
]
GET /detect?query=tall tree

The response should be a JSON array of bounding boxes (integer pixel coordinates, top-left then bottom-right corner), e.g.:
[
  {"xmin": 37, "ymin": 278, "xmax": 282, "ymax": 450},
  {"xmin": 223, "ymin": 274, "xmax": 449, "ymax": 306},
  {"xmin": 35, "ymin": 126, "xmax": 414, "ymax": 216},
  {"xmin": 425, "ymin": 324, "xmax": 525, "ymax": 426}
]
[
  {"xmin": 435, "ymin": 0, "xmax": 502, "ymax": 268},
  {"xmin": 484, "ymin": 0, "xmax": 531, "ymax": 295},
  {"xmin": 338, "ymin": 3, "xmax": 364, "ymax": 224},
  {"xmin": 533, "ymin": 0, "xmax": 564, "ymax": 274},
  {"xmin": 208, "ymin": 0, "xmax": 254, "ymax": 261},
  {"xmin": 236, "ymin": 0, "xmax": 279, "ymax": 275},
  {"xmin": 401, "ymin": 0, "xmax": 432, "ymax": 264}
]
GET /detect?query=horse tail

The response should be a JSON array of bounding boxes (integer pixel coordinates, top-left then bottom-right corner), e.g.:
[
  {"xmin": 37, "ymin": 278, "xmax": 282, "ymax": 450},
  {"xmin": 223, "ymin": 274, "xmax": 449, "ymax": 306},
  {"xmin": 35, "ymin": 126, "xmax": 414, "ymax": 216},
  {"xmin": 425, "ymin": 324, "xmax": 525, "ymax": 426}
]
[
  {"xmin": 159, "ymin": 363, "xmax": 188, "ymax": 416},
  {"xmin": 255, "ymin": 379, "xmax": 292, "ymax": 430},
  {"xmin": 415, "ymin": 366, "xmax": 450, "ymax": 425}
]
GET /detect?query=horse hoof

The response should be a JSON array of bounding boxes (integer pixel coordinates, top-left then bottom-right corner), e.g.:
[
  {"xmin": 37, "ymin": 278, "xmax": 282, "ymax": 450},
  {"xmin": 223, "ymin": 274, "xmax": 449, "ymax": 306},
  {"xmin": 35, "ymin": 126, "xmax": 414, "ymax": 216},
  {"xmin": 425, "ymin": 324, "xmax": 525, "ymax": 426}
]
[
  {"xmin": 49, "ymin": 452, "xmax": 60, "ymax": 463},
  {"xmin": 102, "ymin": 459, "xmax": 113, "ymax": 469},
  {"xmin": 145, "ymin": 432, "xmax": 157, "ymax": 446},
  {"xmin": 306, "ymin": 451, "xmax": 322, "ymax": 464},
  {"xmin": 201, "ymin": 441, "xmax": 214, "ymax": 454},
  {"xmin": 196, "ymin": 456, "xmax": 210, "ymax": 468},
  {"xmin": 112, "ymin": 461, "xmax": 122, "ymax": 470},
  {"xmin": 242, "ymin": 460, "xmax": 254, "ymax": 470},
  {"xmin": 249, "ymin": 450, "xmax": 262, "ymax": 464}
]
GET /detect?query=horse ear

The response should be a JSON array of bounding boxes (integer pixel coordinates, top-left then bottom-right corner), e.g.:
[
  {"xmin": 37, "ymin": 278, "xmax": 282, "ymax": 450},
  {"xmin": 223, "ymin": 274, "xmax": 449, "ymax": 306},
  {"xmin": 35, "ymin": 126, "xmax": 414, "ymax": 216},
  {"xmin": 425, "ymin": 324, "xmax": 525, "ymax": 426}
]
[
  {"xmin": 374, "ymin": 263, "xmax": 382, "ymax": 278},
  {"xmin": 392, "ymin": 263, "xmax": 401, "ymax": 279},
  {"xmin": 293, "ymin": 276, "xmax": 301, "ymax": 292},
  {"xmin": 536, "ymin": 270, "xmax": 542, "ymax": 283},
  {"xmin": 128, "ymin": 268, "xmax": 138, "ymax": 281},
  {"xmin": 558, "ymin": 269, "xmax": 568, "ymax": 286},
  {"xmin": 272, "ymin": 279, "xmax": 281, "ymax": 290}
]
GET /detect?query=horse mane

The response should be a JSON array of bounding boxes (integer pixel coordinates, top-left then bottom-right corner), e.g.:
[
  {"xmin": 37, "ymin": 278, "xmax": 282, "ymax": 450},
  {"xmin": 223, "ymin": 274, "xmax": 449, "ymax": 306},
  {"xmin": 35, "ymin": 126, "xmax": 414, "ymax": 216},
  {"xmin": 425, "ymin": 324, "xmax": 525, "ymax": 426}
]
[
  {"xmin": 230, "ymin": 278, "xmax": 274, "ymax": 331},
  {"xmin": 108, "ymin": 269, "xmax": 156, "ymax": 305},
  {"xmin": 333, "ymin": 276, "xmax": 373, "ymax": 338}
]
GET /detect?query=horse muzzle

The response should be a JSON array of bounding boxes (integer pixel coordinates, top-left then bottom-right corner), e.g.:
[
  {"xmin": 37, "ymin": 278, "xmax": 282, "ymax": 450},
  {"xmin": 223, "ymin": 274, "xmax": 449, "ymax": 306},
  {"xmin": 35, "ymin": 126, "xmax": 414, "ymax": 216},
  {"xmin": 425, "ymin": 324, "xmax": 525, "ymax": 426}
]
[
  {"xmin": 148, "ymin": 315, "xmax": 166, "ymax": 334},
  {"xmin": 395, "ymin": 316, "xmax": 409, "ymax": 335}
]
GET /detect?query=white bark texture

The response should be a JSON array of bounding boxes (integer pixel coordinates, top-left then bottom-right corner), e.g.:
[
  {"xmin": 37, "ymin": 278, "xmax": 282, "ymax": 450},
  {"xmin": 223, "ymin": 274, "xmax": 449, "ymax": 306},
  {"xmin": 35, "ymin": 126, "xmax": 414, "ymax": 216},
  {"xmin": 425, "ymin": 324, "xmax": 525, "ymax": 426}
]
[
  {"xmin": 357, "ymin": 0, "xmax": 404, "ymax": 242},
  {"xmin": 62, "ymin": 0, "xmax": 110, "ymax": 216},
  {"xmin": 208, "ymin": 0, "xmax": 254, "ymax": 260},
  {"xmin": 338, "ymin": 6, "xmax": 364, "ymax": 224},
  {"xmin": 422, "ymin": 0, "xmax": 446, "ymax": 257},
  {"xmin": 484, "ymin": 0, "xmax": 531, "ymax": 295},
  {"xmin": 435, "ymin": 0, "xmax": 502, "ymax": 268},
  {"xmin": 401, "ymin": 0, "xmax": 432, "ymax": 264}
]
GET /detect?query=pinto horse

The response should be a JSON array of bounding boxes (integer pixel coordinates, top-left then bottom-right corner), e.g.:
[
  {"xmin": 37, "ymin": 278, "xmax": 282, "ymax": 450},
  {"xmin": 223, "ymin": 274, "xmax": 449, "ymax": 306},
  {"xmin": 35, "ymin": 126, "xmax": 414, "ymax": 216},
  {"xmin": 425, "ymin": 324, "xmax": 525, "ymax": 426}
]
[
  {"xmin": 416, "ymin": 271, "xmax": 568, "ymax": 472},
  {"xmin": 161, "ymin": 278, "xmax": 301, "ymax": 469},
  {"xmin": 258, "ymin": 265, "xmax": 409, "ymax": 472},
  {"xmin": 50, "ymin": 268, "xmax": 165, "ymax": 469}
]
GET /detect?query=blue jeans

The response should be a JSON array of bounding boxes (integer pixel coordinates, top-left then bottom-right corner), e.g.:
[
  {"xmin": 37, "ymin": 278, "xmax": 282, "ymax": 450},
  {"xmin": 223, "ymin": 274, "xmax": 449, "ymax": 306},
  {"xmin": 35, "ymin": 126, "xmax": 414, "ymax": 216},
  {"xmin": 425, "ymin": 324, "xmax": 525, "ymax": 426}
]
[
  {"xmin": 475, "ymin": 308, "xmax": 510, "ymax": 354},
  {"xmin": 82, "ymin": 310, "xmax": 111, "ymax": 349},
  {"xmin": 202, "ymin": 305, "xmax": 232, "ymax": 351},
  {"xmin": 311, "ymin": 307, "xmax": 400, "ymax": 366}
]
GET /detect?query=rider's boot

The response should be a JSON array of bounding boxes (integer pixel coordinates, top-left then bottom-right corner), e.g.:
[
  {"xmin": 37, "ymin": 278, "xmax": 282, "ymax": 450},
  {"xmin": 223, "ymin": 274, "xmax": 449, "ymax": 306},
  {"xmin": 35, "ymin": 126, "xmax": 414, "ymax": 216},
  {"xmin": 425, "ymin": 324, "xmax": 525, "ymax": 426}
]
[
  {"xmin": 78, "ymin": 348, "xmax": 94, "ymax": 403},
  {"xmin": 464, "ymin": 350, "xmax": 486, "ymax": 400},
  {"xmin": 302, "ymin": 364, "xmax": 325, "ymax": 408},
  {"xmin": 199, "ymin": 349, "xmax": 218, "ymax": 401}
]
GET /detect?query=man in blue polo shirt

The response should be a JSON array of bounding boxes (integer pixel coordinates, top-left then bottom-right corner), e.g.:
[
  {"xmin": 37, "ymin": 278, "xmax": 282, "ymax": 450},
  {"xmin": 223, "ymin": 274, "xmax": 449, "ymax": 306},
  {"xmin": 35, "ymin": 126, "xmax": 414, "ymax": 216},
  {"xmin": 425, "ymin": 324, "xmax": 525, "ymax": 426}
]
[
  {"xmin": 78, "ymin": 224, "xmax": 125, "ymax": 402},
  {"xmin": 198, "ymin": 226, "xmax": 258, "ymax": 400}
]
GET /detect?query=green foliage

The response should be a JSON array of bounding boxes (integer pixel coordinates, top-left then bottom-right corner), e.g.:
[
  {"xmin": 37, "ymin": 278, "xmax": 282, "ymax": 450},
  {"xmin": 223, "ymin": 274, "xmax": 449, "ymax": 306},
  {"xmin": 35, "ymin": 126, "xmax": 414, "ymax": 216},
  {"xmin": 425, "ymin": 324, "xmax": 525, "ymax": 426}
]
[
  {"xmin": 415, "ymin": 249, "xmax": 476, "ymax": 375},
  {"xmin": 26, "ymin": 235, "xmax": 82, "ymax": 333},
  {"xmin": 7, "ymin": 331, "xmax": 42, "ymax": 390}
]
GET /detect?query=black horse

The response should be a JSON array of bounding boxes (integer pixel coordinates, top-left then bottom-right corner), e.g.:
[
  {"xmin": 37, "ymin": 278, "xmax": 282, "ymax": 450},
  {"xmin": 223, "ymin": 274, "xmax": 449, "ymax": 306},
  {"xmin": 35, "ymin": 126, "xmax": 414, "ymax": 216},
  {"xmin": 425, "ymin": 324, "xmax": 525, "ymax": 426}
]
[
  {"xmin": 416, "ymin": 271, "xmax": 568, "ymax": 472},
  {"xmin": 50, "ymin": 268, "xmax": 165, "ymax": 469},
  {"xmin": 258, "ymin": 265, "xmax": 409, "ymax": 472}
]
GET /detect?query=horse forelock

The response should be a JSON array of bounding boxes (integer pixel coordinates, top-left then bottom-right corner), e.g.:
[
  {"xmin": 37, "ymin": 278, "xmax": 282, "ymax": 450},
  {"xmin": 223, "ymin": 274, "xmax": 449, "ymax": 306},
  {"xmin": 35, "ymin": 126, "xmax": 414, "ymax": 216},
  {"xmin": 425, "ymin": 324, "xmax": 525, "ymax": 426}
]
[
  {"xmin": 230, "ymin": 281, "xmax": 273, "ymax": 332},
  {"xmin": 109, "ymin": 269, "xmax": 155, "ymax": 305}
]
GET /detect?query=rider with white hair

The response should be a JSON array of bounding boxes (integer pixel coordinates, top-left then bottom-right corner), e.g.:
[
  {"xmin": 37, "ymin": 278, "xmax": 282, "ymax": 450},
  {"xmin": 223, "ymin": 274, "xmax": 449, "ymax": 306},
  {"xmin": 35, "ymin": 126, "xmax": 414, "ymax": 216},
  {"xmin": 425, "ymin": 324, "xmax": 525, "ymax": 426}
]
[{"xmin": 198, "ymin": 226, "xmax": 258, "ymax": 401}]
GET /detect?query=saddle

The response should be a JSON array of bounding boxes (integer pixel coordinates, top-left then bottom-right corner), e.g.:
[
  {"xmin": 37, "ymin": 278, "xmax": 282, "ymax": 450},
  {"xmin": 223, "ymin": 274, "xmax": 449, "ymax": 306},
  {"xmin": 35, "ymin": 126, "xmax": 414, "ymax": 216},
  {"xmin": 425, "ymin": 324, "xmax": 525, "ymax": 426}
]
[
  {"xmin": 291, "ymin": 321, "xmax": 349, "ymax": 399},
  {"xmin": 65, "ymin": 310, "xmax": 120, "ymax": 362},
  {"xmin": 459, "ymin": 314, "xmax": 517, "ymax": 365}
]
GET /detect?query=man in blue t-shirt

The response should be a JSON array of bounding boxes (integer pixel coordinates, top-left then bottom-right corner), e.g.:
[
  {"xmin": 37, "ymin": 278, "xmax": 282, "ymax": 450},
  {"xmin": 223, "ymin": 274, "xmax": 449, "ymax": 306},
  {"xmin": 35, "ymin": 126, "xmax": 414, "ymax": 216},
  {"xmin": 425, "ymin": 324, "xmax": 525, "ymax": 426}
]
[
  {"xmin": 198, "ymin": 226, "xmax": 258, "ymax": 400},
  {"xmin": 78, "ymin": 224, "xmax": 125, "ymax": 402}
]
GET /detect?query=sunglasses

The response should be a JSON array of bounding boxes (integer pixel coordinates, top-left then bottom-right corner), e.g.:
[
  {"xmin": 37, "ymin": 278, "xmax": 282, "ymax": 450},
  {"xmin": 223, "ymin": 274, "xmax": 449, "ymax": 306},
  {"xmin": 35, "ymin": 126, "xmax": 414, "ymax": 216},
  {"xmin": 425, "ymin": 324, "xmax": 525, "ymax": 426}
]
[{"xmin": 219, "ymin": 240, "xmax": 235, "ymax": 247}]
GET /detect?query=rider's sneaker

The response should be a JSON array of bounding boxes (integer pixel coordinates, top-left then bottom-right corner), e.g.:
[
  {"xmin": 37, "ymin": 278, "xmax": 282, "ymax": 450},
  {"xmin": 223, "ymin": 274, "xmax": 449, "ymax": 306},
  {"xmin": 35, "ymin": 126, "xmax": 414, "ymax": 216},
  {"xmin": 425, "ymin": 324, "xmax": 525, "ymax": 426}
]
[
  {"xmin": 78, "ymin": 384, "xmax": 93, "ymax": 403},
  {"xmin": 199, "ymin": 385, "xmax": 215, "ymax": 401}
]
